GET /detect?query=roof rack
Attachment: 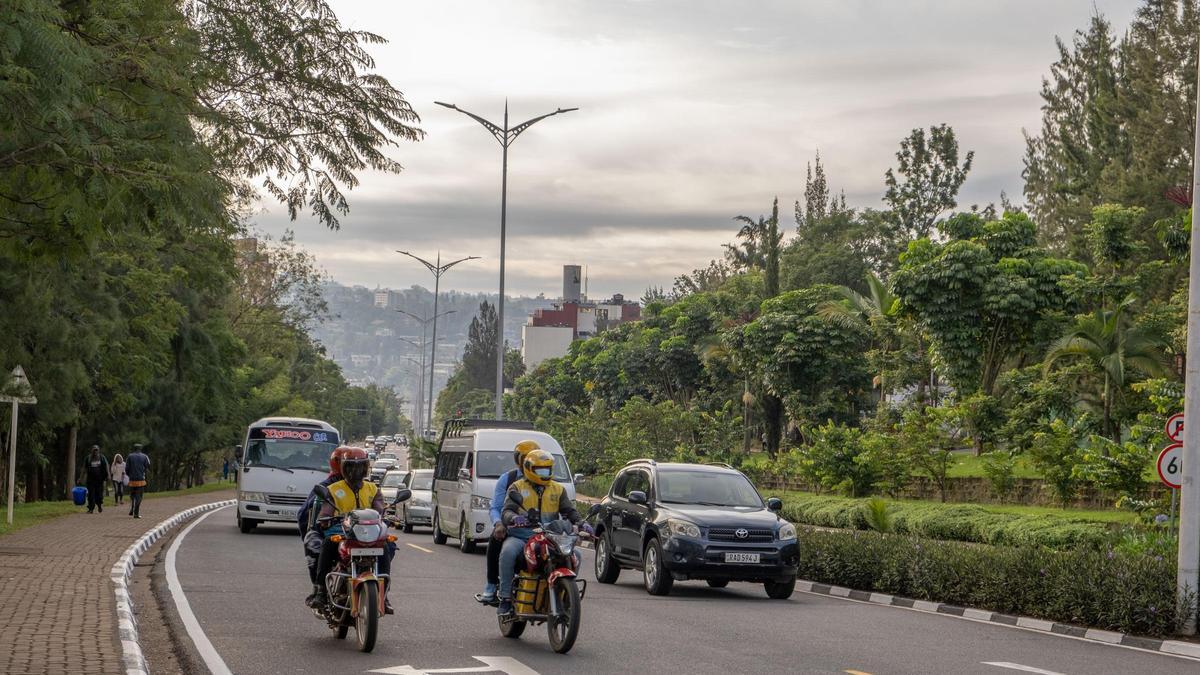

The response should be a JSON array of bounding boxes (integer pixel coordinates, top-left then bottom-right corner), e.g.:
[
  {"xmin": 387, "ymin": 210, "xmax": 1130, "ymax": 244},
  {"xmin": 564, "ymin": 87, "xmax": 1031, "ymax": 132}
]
[
  {"xmin": 440, "ymin": 418, "xmax": 536, "ymax": 440},
  {"xmin": 703, "ymin": 462, "xmax": 734, "ymax": 470},
  {"xmin": 622, "ymin": 458, "xmax": 656, "ymax": 467}
]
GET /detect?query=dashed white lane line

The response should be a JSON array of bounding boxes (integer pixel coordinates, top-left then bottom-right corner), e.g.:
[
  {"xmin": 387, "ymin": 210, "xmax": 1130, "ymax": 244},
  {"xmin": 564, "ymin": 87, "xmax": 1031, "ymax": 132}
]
[
  {"xmin": 982, "ymin": 662, "xmax": 1065, "ymax": 675},
  {"xmin": 166, "ymin": 504, "xmax": 234, "ymax": 675},
  {"xmin": 407, "ymin": 542, "xmax": 434, "ymax": 553}
]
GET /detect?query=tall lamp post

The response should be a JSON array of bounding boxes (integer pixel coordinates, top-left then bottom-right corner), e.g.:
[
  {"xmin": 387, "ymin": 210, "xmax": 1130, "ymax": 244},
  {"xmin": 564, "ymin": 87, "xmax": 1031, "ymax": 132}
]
[
  {"xmin": 434, "ymin": 100, "xmax": 578, "ymax": 419},
  {"xmin": 396, "ymin": 308, "xmax": 456, "ymax": 428},
  {"xmin": 396, "ymin": 250, "xmax": 479, "ymax": 430},
  {"xmin": 1179, "ymin": 35, "xmax": 1200, "ymax": 635},
  {"xmin": 399, "ymin": 356, "xmax": 425, "ymax": 435}
]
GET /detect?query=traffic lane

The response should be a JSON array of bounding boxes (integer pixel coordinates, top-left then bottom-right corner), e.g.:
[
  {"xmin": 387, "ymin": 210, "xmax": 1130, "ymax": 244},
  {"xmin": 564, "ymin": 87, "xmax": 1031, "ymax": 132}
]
[{"xmin": 175, "ymin": 512, "xmax": 1200, "ymax": 674}]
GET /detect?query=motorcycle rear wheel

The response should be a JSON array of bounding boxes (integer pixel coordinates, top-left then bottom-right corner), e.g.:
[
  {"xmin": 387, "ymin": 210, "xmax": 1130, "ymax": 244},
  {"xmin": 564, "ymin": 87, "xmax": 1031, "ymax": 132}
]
[
  {"xmin": 355, "ymin": 582, "xmax": 379, "ymax": 653},
  {"xmin": 547, "ymin": 577, "xmax": 582, "ymax": 654},
  {"xmin": 499, "ymin": 614, "xmax": 527, "ymax": 639}
]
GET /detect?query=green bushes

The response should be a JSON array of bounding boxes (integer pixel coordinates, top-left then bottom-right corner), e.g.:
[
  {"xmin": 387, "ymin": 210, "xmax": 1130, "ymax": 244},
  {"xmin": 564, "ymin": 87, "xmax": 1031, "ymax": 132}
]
[
  {"xmin": 782, "ymin": 495, "xmax": 1114, "ymax": 548},
  {"xmin": 795, "ymin": 528, "xmax": 1190, "ymax": 636}
]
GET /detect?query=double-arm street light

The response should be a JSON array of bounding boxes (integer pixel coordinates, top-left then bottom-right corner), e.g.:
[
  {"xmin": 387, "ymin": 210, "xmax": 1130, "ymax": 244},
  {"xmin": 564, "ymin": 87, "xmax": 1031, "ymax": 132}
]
[
  {"xmin": 395, "ymin": 308, "xmax": 456, "ymax": 431},
  {"xmin": 396, "ymin": 250, "xmax": 479, "ymax": 430},
  {"xmin": 398, "ymin": 353, "xmax": 425, "ymax": 435},
  {"xmin": 434, "ymin": 100, "xmax": 578, "ymax": 419}
]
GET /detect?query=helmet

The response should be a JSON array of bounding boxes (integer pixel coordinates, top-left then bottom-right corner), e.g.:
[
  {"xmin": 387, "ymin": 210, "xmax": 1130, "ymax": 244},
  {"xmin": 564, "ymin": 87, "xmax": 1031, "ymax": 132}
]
[
  {"xmin": 513, "ymin": 440, "xmax": 540, "ymax": 466},
  {"xmin": 339, "ymin": 447, "xmax": 370, "ymax": 484},
  {"xmin": 522, "ymin": 449, "xmax": 555, "ymax": 486},
  {"xmin": 329, "ymin": 446, "xmax": 356, "ymax": 475}
]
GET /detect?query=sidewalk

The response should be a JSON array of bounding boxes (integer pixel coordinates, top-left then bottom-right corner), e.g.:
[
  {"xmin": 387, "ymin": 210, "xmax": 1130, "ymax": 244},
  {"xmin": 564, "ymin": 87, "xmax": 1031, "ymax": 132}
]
[{"xmin": 0, "ymin": 488, "xmax": 236, "ymax": 674}]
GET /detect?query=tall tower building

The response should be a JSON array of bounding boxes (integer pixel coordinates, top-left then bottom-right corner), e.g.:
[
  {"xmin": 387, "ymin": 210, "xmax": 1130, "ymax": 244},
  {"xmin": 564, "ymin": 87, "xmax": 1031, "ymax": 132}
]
[{"xmin": 563, "ymin": 264, "xmax": 582, "ymax": 303}]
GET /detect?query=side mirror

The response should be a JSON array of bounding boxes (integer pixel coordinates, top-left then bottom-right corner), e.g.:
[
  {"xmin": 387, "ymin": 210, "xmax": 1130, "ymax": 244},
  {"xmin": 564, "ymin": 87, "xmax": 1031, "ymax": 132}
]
[
  {"xmin": 234, "ymin": 445, "xmax": 243, "ymax": 461},
  {"xmin": 313, "ymin": 484, "xmax": 332, "ymax": 502},
  {"xmin": 766, "ymin": 497, "xmax": 783, "ymax": 512},
  {"xmin": 587, "ymin": 503, "xmax": 602, "ymax": 518},
  {"xmin": 393, "ymin": 488, "xmax": 412, "ymax": 504},
  {"xmin": 573, "ymin": 473, "xmax": 584, "ymax": 485},
  {"xmin": 457, "ymin": 468, "xmax": 471, "ymax": 481},
  {"xmin": 628, "ymin": 490, "xmax": 648, "ymax": 505}
]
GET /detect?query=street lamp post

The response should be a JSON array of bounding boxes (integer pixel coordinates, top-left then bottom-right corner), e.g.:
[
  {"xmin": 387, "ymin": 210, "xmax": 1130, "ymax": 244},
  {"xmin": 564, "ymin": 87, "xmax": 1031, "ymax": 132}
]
[
  {"xmin": 396, "ymin": 308, "xmax": 456, "ymax": 428},
  {"xmin": 434, "ymin": 100, "xmax": 578, "ymax": 419},
  {"xmin": 398, "ymin": 342, "xmax": 425, "ymax": 434},
  {"xmin": 396, "ymin": 250, "xmax": 479, "ymax": 431}
]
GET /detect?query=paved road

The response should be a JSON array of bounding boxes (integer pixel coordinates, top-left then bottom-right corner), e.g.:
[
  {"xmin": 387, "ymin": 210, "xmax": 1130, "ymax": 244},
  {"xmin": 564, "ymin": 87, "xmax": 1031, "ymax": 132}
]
[{"xmin": 173, "ymin": 501, "xmax": 1200, "ymax": 675}]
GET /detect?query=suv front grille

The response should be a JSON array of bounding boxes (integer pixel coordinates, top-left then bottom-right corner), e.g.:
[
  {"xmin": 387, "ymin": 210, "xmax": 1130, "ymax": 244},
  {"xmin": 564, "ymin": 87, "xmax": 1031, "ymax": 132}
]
[
  {"xmin": 266, "ymin": 493, "xmax": 308, "ymax": 506},
  {"xmin": 708, "ymin": 527, "xmax": 774, "ymax": 543}
]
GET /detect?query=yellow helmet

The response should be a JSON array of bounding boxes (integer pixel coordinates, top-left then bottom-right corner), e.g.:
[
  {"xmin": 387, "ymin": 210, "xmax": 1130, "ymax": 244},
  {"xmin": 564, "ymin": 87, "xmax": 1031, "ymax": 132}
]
[
  {"xmin": 513, "ymin": 440, "xmax": 541, "ymax": 466},
  {"xmin": 522, "ymin": 449, "xmax": 555, "ymax": 486}
]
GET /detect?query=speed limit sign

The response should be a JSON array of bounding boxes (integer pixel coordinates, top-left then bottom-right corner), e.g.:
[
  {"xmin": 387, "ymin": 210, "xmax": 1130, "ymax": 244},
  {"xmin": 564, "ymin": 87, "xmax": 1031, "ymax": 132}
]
[{"xmin": 1157, "ymin": 443, "xmax": 1182, "ymax": 489}]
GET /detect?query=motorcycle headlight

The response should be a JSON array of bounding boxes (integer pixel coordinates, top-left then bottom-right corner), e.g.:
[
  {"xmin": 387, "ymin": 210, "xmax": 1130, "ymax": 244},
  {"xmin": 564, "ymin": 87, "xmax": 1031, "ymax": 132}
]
[
  {"xmin": 667, "ymin": 519, "xmax": 700, "ymax": 538},
  {"xmin": 239, "ymin": 491, "xmax": 266, "ymax": 503},
  {"xmin": 778, "ymin": 523, "xmax": 797, "ymax": 541},
  {"xmin": 352, "ymin": 523, "xmax": 385, "ymax": 542},
  {"xmin": 470, "ymin": 495, "xmax": 491, "ymax": 510}
]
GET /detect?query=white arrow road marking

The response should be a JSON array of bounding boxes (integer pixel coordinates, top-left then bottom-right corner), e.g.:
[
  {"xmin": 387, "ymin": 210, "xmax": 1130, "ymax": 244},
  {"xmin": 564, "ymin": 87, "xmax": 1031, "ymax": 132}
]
[
  {"xmin": 982, "ymin": 662, "xmax": 1066, "ymax": 675},
  {"xmin": 368, "ymin": 655, "xmax": 538, "ymax": 674}
]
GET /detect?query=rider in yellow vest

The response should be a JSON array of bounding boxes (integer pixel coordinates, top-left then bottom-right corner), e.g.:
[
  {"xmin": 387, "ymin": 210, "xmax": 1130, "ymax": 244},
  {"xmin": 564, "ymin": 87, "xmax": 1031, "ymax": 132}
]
[{"xmin": 496, "ymin": 449, "xmax": 590, "ymax": 616}]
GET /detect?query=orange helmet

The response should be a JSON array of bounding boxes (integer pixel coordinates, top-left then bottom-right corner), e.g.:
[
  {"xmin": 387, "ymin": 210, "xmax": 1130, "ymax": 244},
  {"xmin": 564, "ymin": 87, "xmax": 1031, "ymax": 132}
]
[{"xmin": 329, "ymin": 446, "xmax": 357, "ymax": 475}]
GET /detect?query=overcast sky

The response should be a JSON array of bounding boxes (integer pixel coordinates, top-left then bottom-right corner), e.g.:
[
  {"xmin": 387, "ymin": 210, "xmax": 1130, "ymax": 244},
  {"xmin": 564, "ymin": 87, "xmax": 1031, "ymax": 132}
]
[{"xmin": 250, "ymin": 0, "xmax": 1140, "ymax": 299}]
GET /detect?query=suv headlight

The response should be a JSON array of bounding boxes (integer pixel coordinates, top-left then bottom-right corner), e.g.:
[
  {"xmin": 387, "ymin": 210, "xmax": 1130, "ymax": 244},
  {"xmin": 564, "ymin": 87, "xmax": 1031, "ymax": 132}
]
[
  {"xmin": 666, "ymin": 519, "xmax": 701, "ymax": 538},
  {"xmin": 240, "ymin": 491, "xmax": 266, "ymax": 503},
  {"xmin": 470, "ymin": 495, "xmax": 491, "ymax": 510},
  {"xmin": 778, "ymin": 522, "xmax": 796, "ymax": 541}
]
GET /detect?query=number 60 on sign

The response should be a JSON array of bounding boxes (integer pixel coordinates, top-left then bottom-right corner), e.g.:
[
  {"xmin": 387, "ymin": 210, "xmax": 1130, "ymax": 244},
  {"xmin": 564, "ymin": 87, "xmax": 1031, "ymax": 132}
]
[{"xmin": 1157, "ymin": 443, "xmax": 1182, "ymax": 489}]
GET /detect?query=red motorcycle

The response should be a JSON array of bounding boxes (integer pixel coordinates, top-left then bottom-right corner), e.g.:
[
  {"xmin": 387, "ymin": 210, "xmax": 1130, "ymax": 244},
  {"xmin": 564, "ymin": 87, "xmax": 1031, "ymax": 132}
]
[
  {"xmin": 314, "ymin": 488, "xmax": 410, "ymax": 652},
  {"xmin": 499, "ymin": 519, "xmax": 590, "ymax": 654}
]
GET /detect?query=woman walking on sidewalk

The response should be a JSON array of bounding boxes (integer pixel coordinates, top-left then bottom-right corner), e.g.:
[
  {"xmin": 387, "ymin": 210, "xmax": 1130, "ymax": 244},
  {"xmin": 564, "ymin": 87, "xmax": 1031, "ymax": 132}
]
[
  {"xmin": 110, "ymin": 454, "xmax": 127, "ymax": 505},
  {"xmin": 82, "ymin": 445, "xmax": 109, "ymax": 514},
  {"xmin": 125, "ymin": 444, "xmax": 150, "ymax": 519}
]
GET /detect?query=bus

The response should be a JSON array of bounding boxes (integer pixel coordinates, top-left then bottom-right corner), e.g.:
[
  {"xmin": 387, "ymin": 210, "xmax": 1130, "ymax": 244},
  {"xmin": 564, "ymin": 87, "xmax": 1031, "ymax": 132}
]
[{"xmin": 235, "ymin": 417, "xmax": 339, "ymax": 533}]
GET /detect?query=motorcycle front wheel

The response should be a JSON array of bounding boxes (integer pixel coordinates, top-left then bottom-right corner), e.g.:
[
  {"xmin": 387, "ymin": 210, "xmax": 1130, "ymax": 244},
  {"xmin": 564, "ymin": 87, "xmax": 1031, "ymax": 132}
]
[
  {"xmin": 547, "ymin": 577, "xmax": 581, "ymax": 654},
  {"xmin": 355, "ymin": 581, "xmax": 379, "ymax": 653}
]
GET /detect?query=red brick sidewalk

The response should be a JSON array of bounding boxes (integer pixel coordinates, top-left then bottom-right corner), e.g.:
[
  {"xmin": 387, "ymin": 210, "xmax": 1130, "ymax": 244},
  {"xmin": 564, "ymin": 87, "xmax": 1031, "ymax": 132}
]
[{"xmin": 0, "ymin": 488, "xmax": 235, "ymax": 675}]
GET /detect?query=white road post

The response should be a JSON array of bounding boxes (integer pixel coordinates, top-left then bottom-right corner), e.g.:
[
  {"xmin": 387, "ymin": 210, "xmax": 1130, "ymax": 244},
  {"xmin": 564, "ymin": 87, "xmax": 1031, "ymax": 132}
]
[
  {"xmin": 1180, "ymin": 36, "xmax": 1200, "ymax": 635},
  {"xmin": 6, "ymin": 398, "xmax": 16, "ymax": 525}
]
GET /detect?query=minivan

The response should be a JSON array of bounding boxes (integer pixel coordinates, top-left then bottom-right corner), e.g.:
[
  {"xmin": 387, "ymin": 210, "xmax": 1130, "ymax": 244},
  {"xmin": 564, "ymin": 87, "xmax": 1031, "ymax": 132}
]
[
  {"xmin": 431, "ymin": 419, "xmax": 579, "ymax": 553},
  {"xmin": 235, "ymin": 416, "xmax": 339, "ymax": 533}
]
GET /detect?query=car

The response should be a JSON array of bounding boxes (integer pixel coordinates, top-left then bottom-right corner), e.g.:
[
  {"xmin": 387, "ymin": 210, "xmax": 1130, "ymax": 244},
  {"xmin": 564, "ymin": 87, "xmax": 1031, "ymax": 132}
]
[
  {"xmin": 588, "ymin": 459, "xmax": 798, "ymax": 599},
  {"xmin": 394, "ymin": 469, "xmax": 434, "ymax": 533},
  {"xmin": 365, "ymin": 435, "xmax": 375, "ymax": 446},
  {"xmin": 379, "ymin": 468, "xmax": 410, "ymax": 506}
]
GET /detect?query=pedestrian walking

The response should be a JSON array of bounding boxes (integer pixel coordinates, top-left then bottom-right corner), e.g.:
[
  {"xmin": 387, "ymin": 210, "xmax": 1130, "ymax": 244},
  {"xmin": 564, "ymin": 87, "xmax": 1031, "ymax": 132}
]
[
  {"xmin": 110, "ymin": 454, "xmax": 127, "ymax": 505},
  {"xmin": 82, "ymin": 445, "xmax": 109, "ymax": 514},
  {"xmin": 223, "ymin": 457, "xmax": 230, "ymax": 482},
  {"xmin": 125, "ymin": 443, "xmax": 150, "ymax": 519}
]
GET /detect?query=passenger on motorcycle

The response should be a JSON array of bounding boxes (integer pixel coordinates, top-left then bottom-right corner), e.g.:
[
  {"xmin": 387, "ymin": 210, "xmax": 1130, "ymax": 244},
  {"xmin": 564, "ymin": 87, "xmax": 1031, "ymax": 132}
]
[
  {"xmin": 309, "ymin": 447, "xmax": 396, "ymax": 614},
  {"xmin": 299, "ymin": 446, "xmax": 352, "ymax": 606},
  {"xmin": 476, "ymin": 439, "xmax": 542, "ymax": 606},
  {"xmin": 496, "ymin": 449, "xmax": 592, "ymax": 617}
]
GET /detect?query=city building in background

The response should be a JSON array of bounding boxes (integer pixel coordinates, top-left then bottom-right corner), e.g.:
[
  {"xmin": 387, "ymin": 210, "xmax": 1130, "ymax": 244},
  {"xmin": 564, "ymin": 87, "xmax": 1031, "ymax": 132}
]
[{"xmin": 521, "ymin": 265, "xmax": 642, "ymax": 368}]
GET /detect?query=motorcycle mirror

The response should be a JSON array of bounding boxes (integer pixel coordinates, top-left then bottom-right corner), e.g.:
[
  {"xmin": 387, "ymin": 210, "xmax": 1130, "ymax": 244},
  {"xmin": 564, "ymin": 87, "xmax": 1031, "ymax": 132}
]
[
  {"xmin": 313, "ymin": 484, "xmax": 332, "ymax": 501},
  {"xmin": 587, "ymin": 503, "xmax": 602, "ymax": 518},
  {"xmin": 393, "ymin": 488, "xmax": 412, "ymax": 504},
  {"xmin": 766, "ymin": 497, "xmax": 783, "ymax": 512}
]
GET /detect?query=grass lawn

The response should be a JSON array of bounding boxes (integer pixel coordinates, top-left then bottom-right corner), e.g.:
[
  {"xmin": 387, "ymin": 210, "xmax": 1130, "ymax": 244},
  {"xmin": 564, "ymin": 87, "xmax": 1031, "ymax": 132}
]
[
  {"xmin": 0, "ymin": 479, "xmax": 236, "ymax": 539},
  {"xmin": 945, "ymin": 452, "xmax": 1043, "ymax": 479},
  {"xmin": 772, "ymin": 489, "xmax": 1138, "ymax": 525}
]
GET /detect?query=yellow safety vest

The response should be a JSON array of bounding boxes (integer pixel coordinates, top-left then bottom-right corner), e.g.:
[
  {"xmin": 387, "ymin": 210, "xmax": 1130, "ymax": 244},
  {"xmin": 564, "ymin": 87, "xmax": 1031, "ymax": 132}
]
[
  {"xmin": 328, "ymin": 479, "xmax": 378, "ymax": 515},
  {"xmin": 511, "ymin": 478, "xmax": 565, "ymax": 520}
]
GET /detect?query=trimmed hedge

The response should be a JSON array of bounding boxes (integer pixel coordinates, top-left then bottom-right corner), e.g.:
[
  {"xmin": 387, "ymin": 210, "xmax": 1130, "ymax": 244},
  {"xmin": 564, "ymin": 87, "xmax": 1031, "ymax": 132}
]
[
  {"xmin": 796, "ymin": 528, "xmax": 1190, "ymax": 636},
  {"xmin": 783, "ymin": 495, "xmax": 1114, "ymax": 549}
]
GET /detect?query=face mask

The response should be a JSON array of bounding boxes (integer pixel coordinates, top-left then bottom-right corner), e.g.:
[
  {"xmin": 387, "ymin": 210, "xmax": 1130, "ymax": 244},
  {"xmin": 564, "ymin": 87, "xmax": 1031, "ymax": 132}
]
[{"xmin": 534, "ymin": 467, "xmax": 552, "ymax": 479}]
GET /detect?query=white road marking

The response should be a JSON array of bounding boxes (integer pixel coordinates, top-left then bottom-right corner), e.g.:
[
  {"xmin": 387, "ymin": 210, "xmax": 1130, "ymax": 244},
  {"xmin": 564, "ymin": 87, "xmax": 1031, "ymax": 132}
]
[
  {"xmin": 165, "ymin": 504, "xmax": 234, "ymax": 675},
  {"xmin": 406, "ymin": 542, "xmax": 433, "ymax": 553},
  {"xmin": 982, "ymin": 662, "xmax": 1065, "ymax": 675},
  {"xmin": 369, "ymin": 655, "xmax": 539, "ymax": 674}
]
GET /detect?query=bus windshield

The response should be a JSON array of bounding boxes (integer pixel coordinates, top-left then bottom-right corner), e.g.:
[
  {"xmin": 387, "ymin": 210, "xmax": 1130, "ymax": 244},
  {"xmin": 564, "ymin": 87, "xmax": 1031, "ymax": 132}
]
[{"xmin": 244, "ymin": 427, "xmax": 338, "ymax": 472}]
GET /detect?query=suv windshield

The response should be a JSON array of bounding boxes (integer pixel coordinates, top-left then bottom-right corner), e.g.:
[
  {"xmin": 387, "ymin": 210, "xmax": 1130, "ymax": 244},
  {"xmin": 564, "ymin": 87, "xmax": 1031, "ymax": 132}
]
[
  {"xmin": 382, "ymin": 473, "xmax": 406, "ymax": 487},
  {"xmin": 476, "ymin": 450, "xmax": 571, "ymax": 481},
  {"xmin": 656, "ymin": 470, "xmax": 763, "ymax": 508}
]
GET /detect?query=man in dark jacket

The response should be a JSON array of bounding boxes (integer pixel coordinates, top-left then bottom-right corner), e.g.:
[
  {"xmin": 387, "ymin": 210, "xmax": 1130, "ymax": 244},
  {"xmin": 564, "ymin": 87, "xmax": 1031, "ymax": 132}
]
[
  {"xmin": 82, "ymin": 446, "xmax": 109, "ymax": 514},
  {"xmin": 125, "ymin": 444, "xmax": 150, "ymax": 518}
]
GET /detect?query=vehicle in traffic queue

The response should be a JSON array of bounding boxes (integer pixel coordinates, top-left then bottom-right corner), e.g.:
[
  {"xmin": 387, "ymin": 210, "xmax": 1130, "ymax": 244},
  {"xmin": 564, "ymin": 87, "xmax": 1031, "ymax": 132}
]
[
  {"xmin": 498, "ymin": 518, "xmax": 589, "ymax": 654},
  {"xmin": 379, "ymin": 468, "xmax": 410, "ymax": 506},
  {"xmin": 310, "ymin": 486, "xmax": 411, "ymax": 653},
  {"xmin": 588, "ymin": 460, "xmax": 798, "ymax": 599},
  {"xmin": 394, "ymin": 468, "xmax": 434, "ymax": 532},
  {"xmin": 235, "ymin": 417, "xmax": 340, "ymax": 534},
  {"xmin": 431, "ymin": 419, "xmax": 579, "ymax": 553},
  {"xmin": 365, "ymin": 435, "xmax": 375, "ymax": 446},
  {"xmin": 370, "ymin": 452, "xmax": 401, "ymax": 482}
]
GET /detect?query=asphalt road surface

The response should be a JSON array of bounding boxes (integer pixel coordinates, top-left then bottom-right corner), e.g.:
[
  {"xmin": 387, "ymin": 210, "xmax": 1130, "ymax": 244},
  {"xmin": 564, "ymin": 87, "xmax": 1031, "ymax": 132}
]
[{"xmin": 171, "ymin": 497, "xmax": 1200, "ymax": 675}]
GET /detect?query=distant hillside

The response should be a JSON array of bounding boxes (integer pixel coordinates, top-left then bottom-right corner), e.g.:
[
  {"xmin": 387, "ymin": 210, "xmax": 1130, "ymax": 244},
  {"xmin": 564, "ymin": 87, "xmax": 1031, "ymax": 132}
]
[{"xmin": 309, "ymin": 282, "xmax": 554, "ymax": 415}]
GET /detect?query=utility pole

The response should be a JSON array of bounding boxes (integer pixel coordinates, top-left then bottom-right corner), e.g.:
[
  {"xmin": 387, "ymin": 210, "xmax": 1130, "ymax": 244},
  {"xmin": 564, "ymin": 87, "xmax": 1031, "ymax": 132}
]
[
  {"xmin": 1179, "ymin": 36, "xmax": 1200, "ymax": 635},
  {"xmin": 434, "ymin": 100, "xmax": 577, "ymax": 418},
  {"xmin": 2, "ymin": 366, "xmax": 36, "ymax": 525},
  {"xmin": 396, "ymin": 250, "xmax": 478, "ymax": 431}
]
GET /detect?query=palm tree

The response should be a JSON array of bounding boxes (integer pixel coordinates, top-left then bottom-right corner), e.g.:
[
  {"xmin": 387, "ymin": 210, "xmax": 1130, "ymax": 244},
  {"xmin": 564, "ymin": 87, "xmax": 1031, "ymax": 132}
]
[
  {"xmin": 818, "ymin": 272, "xmax": 902, "ymax": 402},
  {"xmin": 727, "ymin": 198, "xmax": 783, "ymax": 297},
  {"xmin": 1043, "ymin": 295, "xmax": 1169, "ymax": 440}
]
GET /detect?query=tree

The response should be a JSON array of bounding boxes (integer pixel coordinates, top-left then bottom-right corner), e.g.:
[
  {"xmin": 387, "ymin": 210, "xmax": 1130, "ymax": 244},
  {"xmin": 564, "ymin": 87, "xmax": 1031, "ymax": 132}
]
[
  {"xmin": 728, "ymin": 198, "xmax": 784, "ymax": 297},
  {"xmin": 884, "ymin": 124, "xmax": 974, "ymax": 241}
]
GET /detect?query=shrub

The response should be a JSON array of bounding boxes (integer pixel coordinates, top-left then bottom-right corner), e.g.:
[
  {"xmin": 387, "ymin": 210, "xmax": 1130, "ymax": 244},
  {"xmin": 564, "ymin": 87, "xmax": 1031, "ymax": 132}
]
[
  {"xmin": 800, "ymin": 421, "xmax": 879, "ymax": 497},
  {"xmin": 794, "ymin": 528, "xmax": 1192, "ymax": 636},
  {"xmin": 781, "ymin": 494, "xmax": 1114, "ymax": 549},
  {"xmin": 1030, "ymin": 417, "xmax": 1086, "ymax": 506},
  {"xmin": 981, "ymin": 450, "xmax": 1017, "ymax": 501},
  {"xmin": 1075, "ymin": 436, "xmax": 1154, "ymax": 504}
]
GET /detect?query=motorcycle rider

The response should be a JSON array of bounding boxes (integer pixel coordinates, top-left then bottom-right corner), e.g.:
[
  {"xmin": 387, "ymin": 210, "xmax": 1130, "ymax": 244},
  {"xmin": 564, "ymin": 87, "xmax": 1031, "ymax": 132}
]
[
  {"xmin": 476, "ymin": 439, "xmax": 541, "ymax": 605},
  {"xmin": 299, "ymin": 446, "xmax": 351, "ymax": 606},
  {"xmin": 309, "ymin": 447, "xmax": 395, "ymax": 614},
  {"xmin": 496, "ymin": 449, "xmax": 592, "ymax": 617}
]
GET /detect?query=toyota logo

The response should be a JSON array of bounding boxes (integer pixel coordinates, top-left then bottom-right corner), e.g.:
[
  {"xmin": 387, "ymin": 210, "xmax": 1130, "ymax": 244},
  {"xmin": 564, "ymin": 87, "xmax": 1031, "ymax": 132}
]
[
  {"xmin": 735, "ymin": 528, "xmax": 749, "ymax": 539},
  {"xmin": 286, "ymin": 484, "xmax": 297, "ymax": 493}
]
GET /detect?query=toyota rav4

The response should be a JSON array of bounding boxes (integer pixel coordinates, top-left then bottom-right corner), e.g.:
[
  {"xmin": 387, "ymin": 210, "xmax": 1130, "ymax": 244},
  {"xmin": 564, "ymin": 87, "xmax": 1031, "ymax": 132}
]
[{"xmin": 588, "ymin": 459, "xmax": 798, "ymax": 598}]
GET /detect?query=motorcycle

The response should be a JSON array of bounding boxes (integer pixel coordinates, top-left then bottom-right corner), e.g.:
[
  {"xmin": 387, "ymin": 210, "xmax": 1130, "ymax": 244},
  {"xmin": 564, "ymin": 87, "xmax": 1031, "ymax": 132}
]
[
  {"xmin": 312, "ymin": 486, "xmax": 411, "ymax": 652},
  {"xmin": 499, "ymin": 518, "xmax": 590, "ymax": 654}
]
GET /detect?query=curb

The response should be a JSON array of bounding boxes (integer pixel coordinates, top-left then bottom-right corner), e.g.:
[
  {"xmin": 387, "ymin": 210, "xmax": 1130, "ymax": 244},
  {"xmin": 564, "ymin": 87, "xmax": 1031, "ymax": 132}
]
[
  {"xmin": 110, "ymin": 499, "xmax": 236, "ymax": 675},
  {"xmin": 797, "ymin": 579, "xmax": 1200, "ymax": 661}
]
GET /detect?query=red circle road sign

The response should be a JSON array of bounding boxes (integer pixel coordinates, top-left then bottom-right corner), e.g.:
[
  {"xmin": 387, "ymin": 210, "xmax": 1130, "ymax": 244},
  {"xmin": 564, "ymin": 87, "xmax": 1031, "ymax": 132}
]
[
  {"xmin": 1157, "ymin": 443, "xmax": 1182, "ymax": 489},
  {"xmin": 1165, "ymin": 413, "xmax": 1185, "ymax": 442}
]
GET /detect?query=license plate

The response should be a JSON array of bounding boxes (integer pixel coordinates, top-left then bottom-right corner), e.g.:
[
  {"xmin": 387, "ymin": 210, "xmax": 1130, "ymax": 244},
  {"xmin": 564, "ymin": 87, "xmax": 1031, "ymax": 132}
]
[
  {"xmin": 280, "ymin": 509, "xmax": 297, "ymax": 518},
  {"xmin": 724, "ymin": 552, "xmax": 761, "ymax": 563},
  {"xmin": 351, "ymin": 548, "xmax": 384, "ymax": 556}
]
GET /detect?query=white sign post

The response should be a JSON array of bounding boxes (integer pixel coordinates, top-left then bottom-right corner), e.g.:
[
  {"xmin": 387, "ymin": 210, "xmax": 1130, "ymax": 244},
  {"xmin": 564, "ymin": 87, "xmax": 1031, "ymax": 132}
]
[{"xmin": 1, "ymin": 366, "xmax": 37, "ymax": 526}]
